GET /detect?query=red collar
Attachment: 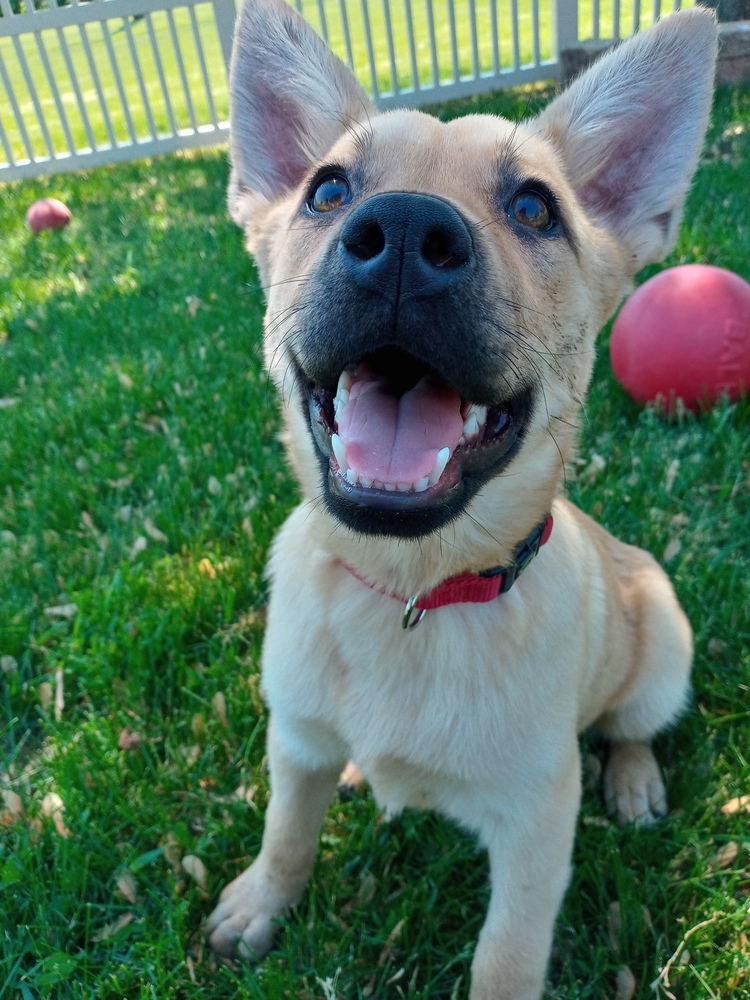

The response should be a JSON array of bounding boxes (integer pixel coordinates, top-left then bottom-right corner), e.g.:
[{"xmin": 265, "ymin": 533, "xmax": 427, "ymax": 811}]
[{"xmin": 342, "ymin": 515, "xmax": 553, "ymax": 628}]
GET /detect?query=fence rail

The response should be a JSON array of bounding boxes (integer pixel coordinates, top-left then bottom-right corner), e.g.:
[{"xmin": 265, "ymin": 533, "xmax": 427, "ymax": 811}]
[{"xmin": 1, "ymin": 0, "xmax": 688, "ymax": 181}]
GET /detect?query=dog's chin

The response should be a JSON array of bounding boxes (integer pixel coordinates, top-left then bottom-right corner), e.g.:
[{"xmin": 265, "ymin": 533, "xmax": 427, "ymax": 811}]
[{"xmin": 299, "ymin": 348, "xmax": 533, "ymax": 539}]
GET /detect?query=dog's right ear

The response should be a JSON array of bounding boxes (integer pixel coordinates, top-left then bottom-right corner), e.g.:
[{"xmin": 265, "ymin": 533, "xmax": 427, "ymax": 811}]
[{"xmin": 228, "ymin": 0, "xmax": 374, "ymax": 227}]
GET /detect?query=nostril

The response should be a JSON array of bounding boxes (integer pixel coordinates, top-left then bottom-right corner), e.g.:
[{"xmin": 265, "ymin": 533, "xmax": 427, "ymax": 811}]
[
  {"xmin": 343, "ymin": 221, "xmax": 386, "ymax": 261},
  {"xmin": 421, "ymin": 226, "xmax": 470, "ymax": 270}
]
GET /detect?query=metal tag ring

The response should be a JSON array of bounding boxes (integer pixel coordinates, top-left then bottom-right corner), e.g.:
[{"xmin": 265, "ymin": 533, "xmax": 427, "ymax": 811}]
[{"xmin": 402, "ymin": 593, "xmax": 426, "ymax": 630}]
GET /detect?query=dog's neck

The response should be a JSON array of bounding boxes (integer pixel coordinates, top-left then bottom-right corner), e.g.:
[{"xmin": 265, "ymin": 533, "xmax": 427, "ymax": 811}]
[{"xmin": 341, "ymin": 515, "xmax": 553, "ymax": 627}]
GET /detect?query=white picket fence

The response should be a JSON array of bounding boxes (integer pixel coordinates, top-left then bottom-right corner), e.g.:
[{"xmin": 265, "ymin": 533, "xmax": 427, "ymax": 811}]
[{"xmin": 0, "ymin": 0, "xmax": 685, "ymax": 181}]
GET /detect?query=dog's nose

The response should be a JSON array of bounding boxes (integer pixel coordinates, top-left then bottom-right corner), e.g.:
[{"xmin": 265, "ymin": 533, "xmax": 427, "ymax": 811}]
[{"xmin": 337, "ymin": 192, "xmax": 474, "ymax": 296}]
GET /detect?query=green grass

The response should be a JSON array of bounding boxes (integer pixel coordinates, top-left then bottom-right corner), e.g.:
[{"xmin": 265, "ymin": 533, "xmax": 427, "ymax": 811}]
[{"xmin": 1, "ymin": 83, "xmax": 749, "ymax": 999}]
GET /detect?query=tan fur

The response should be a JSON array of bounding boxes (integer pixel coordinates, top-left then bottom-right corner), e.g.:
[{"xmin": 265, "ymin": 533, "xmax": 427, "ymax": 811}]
[{"xmin": 206, "ymin": 3, "xmax": 716, "ymax": 996}]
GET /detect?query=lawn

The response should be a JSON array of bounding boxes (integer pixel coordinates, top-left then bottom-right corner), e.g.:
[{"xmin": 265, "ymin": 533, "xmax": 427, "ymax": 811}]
[{"xmin": 1, "ymin": 82, "xmax": 749, "ymax": 999}]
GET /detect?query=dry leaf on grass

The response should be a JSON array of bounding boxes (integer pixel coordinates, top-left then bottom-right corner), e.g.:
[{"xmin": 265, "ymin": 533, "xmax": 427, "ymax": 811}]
[
  {"xmin": 186, "ymin": 295, "xmax": 203, "ymax": 318},
  {"xmin": 721, "ymin": 795, "xmax": 750, "ymax": 815},
  {"xmin": 182, "ymin": 854, "xmax": 208, "ymax": 892},
  {"xmin": 130, "ymin": 536, "xmax": 148, "ymax": 558},
  {"xmin": 199, "ymin": 557, "xmax": 216, "ymax": 579},
  {"xmin": 663, "ymin": 538, "xmax": 682, "ymax": 562},
  {"xmin": 41, "ymin": 792, "xmax": 71, "ymax": 837},
  {"xmin": 0, "ymin": 789, "xmax": 24, "ymax": 825},
  {"xmin": 44, "ymin": 603, "xmax": 78, "ymax": 620},
  {"xmin": 665, "ymin": 459, "xmax": 680, "ymax": 494},
  {"xmin": 211, "ymin": 692, "xmax": 228, "ymax": 728},
  {"xmin": 713, "ymin": 841, "xmax": 739, "ymax": 869},
  {"xmin": 94, "ymin": 912, "xmax": 134, "ymax": 941},
  {"xmin": 118, "ymin": 727, "xmax": 143, "ymax": 751},
  {"xmin": 1, "ymin": 655, "xmax": 18, "ymax": 674},
  {"xmin": 143, "ymin": 517, "xmax": 168, "ymax": 544},
  {"xmin": 55, "ymin": 667, "xmax": 64, "ymax": 722},
  {"xmin": 116, "ymin": 870, "xmax": 138, "ymax": 904},
  {"xmin": 607, "ymin": 901, "xmax": 622, "ymax": 949},
  {"xmin": 614, "ymin": 966, "xmax": 636, "ymax": 1000},
  {"xmin": 39, "ymin": 682, "xmax": 53, "ymax": 711}
]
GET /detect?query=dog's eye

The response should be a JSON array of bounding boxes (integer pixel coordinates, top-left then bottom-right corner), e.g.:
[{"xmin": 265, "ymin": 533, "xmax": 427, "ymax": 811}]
[
  {"xmin": 309, "ymin": 174, "xmax": 351, "ymax": 213},
  {"xmin": 509, "ymin": 190, "xmax": 553, "ymax": 230}
]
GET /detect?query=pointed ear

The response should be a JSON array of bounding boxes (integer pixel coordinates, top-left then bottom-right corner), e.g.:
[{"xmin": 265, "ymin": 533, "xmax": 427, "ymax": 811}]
[
  {"xmin": 533, "ymin": 8, "xmax": 717, "ymax": 272},
  {"xmin": 228, "ymin": 0, "xmax": 375, "ymax": 225}
]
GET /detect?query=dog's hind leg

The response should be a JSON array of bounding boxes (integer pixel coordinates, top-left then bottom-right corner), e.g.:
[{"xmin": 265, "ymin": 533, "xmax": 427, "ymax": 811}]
[
  {"xmin": 207, "ymin": 715, "xmax": 344, "ymax": 959},
  {"xmin": 595, "ymin": 556, "xmax": 693, "ymax": 825}
]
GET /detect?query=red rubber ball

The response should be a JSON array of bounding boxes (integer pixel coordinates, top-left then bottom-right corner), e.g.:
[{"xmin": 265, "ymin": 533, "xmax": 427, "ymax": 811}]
[
  {"xmin": 26, "ymin": 197, "xmax": 72, "ymax": 234},
  {"xmin": 610, "ymin": 264, "xmax": 750, "ymax": 410}
]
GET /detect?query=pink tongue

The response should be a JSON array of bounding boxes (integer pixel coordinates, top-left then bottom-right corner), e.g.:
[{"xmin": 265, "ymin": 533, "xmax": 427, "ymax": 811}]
[{"xmin": 337, "ymin": 365, "xmax": 464, "ymax": 484}]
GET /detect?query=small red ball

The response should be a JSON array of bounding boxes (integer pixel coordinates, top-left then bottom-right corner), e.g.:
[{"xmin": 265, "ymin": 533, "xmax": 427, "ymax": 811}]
[
  {"xmin": 26, "ymin": 197, "xmax": 72, "ymax": 234},
  {"xmin": 610, "ymin": 264, "xmax": 750, "ymax": 410}
]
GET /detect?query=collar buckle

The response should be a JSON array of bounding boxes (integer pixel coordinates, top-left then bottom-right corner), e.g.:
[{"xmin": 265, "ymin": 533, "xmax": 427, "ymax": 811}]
[{"xmin": 497, "ymin": 519, "xmax": 548, "ymax": 594}]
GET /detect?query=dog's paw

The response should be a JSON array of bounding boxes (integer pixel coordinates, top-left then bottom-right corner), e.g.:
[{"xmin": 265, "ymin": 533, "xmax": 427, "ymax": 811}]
[
  {"xmin": 603, "ymin": 741, "xmax": 668, "ymax": 826},
  {"xmin": 338, "ymin": 760, "xmax": 366, "ymax": 802},
  {"xmin": 206, "ymin": 863, "xmax": 288, "ymax": 959}
]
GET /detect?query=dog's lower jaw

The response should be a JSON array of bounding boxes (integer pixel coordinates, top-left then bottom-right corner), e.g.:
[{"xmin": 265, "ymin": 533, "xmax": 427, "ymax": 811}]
[{"xmin": 303, "ymin": 364, "xmax": 534, "ymax": 539}]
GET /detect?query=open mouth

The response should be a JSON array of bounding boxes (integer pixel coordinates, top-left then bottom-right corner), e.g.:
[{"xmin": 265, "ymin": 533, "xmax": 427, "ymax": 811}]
[{"xmin": 305, "ymin": 347, "xmax": 531, "ymax": 532}]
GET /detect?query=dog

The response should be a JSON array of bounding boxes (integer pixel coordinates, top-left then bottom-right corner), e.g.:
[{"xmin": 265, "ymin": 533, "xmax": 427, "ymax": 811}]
[{"xmin": 206, "ymin": 2, "xmax": 717, "ymax": 996}]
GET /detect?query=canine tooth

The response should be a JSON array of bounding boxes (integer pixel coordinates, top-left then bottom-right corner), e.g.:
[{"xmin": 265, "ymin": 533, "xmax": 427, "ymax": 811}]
[
  {"xmin": 345, "ymin": 468, "xmax": 357, "ymax": 486},
  {"xmin": 414, "ymin": 477, "xmax": 429, "ymax": 492},
  {"xmin": 337, "ymin": 370, "xmax": 354, "ymax": 394},
  {"xmin": 331, "ymin": 433, "xmax": 348, "ymax": 472},
  {"xmin": 463, "ymin": 414, "xmax": 480, "ymax": 439},
  {"xmin": 428, "ymin": 447, "xmax": 451, "ymax": 485}
]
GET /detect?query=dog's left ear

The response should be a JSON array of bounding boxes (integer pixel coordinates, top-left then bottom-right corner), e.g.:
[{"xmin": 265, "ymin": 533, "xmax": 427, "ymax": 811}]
[{"xmin": 534, "ymin": 8, "xmax": 717, "ymax": 272}]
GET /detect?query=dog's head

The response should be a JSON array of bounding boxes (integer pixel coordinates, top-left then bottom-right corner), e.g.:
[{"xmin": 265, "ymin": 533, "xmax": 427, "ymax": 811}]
[{"xmin": 228, "ymin": 0, "xmax": 715, "ymax": 561}]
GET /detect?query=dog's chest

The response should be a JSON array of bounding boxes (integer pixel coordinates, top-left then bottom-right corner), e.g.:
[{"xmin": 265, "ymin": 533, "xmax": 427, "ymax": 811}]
[{"xmin": 262, "ymin": 549, "xmax": 575, "ymax": 821}]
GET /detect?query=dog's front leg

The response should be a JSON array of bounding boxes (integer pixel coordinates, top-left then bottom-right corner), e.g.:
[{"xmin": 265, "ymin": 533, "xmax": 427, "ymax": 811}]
[
  {"xmin": 470, "ymin": 754, "xmax": 581, "ymax": 1000},
  {"xmin": 207, "ymin": 716, "xmax": 343, "ymax": 959}
]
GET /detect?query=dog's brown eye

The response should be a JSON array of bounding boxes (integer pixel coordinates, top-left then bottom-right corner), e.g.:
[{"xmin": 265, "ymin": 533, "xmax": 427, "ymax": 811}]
[
  {"xmin": 309, "ymin": 175, "xmax": 351, "ymax": 213},
  {"xmin": 509, "ymin": 191, "xmax": 553, "ymax": 230}
]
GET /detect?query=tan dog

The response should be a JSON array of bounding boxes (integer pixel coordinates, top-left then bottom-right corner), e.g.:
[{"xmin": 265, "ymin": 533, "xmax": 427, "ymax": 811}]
[{"xmin": 206, "ymin": 3, "xmax": 717, "ymax": 996}]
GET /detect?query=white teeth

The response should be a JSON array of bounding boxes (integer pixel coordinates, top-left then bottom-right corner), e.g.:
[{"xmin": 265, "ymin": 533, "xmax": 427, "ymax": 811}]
[
  {"xmin": 337, "ymin": 370, "xmax": 354, "ymax": 394},
  {"xmin": 331, "ymin": 433, "xmax": 348, "ymax": 472},
  {"xmin": 463, "ymin": 414, "xmax": 480, "ymax": 439},
  {"xmin": 333, "ymin": 445, "xmax": 451, "ymax": 493},
  {"xmin": 333, "ymin": 371, "xmax": 354, "ymax": 427},
  {"xmin": 429, "ymin": 447, "xmax": 451, "ymax": 486}
]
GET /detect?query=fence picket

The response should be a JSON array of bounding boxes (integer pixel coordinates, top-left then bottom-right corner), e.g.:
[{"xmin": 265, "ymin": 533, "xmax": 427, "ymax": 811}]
[
  {"xmin": 189, "ymin": 5, "xmax": 219, "ymax": 126},
  {"xmin": 167, "ymin": 8, "xmax": 198, "ymax": 131},
  {"xmin": 100, "ymin": 20, "xmax": 138, "ymax": 145}
]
